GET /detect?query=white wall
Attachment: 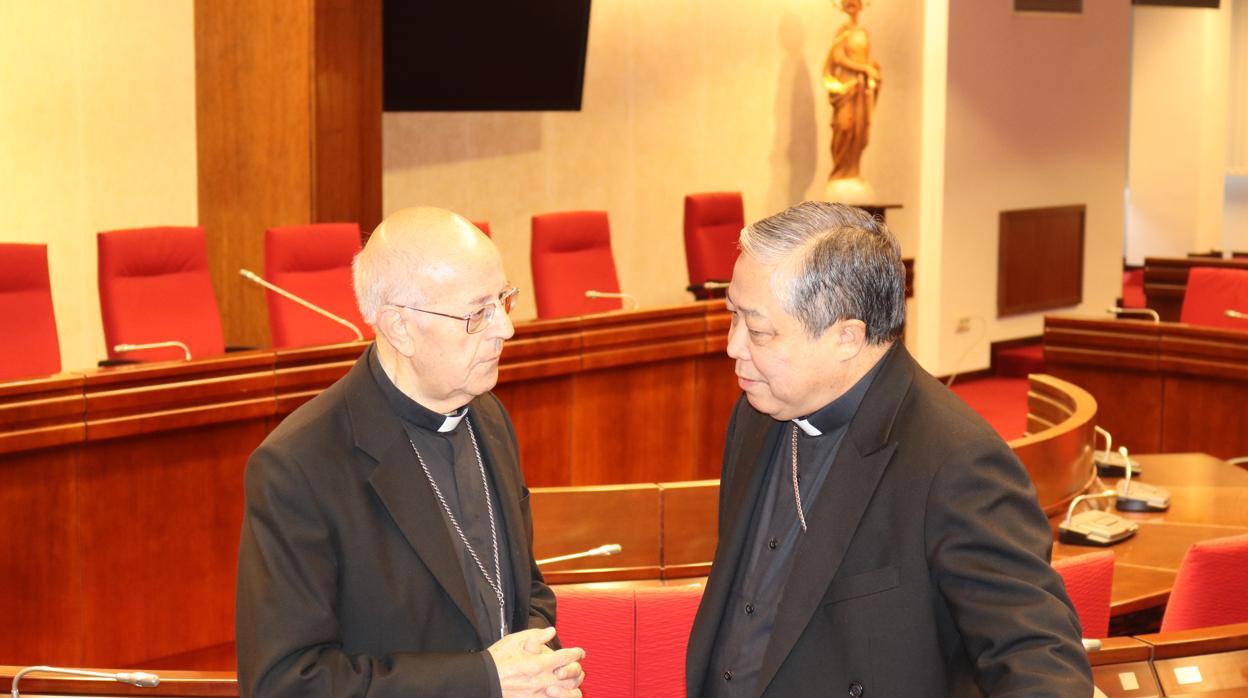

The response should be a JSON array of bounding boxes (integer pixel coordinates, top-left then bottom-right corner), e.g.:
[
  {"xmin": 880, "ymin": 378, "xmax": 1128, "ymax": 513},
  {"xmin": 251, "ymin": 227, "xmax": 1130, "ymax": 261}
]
[
  {"xmin": 0, "ymin": 1, "xmax": 199, "ymax": 372},
  {"xmin": 1127, "ymin": 3, "xmax": 1231, "ymax": 262},
  {"xmin": 383, "ymin": 0, "xmax": 924, "ymax": 323},
  {"xmin": 929, "ymin": 0, "xmax": 1130, "ymax": 377}
]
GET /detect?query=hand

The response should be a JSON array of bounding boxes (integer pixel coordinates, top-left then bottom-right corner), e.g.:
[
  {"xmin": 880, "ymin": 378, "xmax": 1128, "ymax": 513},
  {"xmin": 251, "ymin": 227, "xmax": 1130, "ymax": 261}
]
[{"xmin": 488, "ymin": 627, "xmax": 586, "ymax": 698}]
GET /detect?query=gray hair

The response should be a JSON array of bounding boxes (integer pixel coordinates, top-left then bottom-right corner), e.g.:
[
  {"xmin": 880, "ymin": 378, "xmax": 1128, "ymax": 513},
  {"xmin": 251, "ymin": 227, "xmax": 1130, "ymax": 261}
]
[
  {"xmin": 740, "ymin": 201, "xmax": 905, "ymax": 344},
  {"xmin": 351, "ymin": 233, "xmax": 424, "ymax": 326}
]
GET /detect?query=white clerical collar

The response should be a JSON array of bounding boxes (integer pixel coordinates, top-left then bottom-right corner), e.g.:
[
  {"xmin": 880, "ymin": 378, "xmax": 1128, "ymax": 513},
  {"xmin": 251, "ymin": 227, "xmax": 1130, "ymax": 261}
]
[
  {"xmin": 439, "ymin": 407, "xmax": 469, "ymax": 433},
  {"xmin": 792, "ymin": 417, "xmax": 822, "ymax": 437}
]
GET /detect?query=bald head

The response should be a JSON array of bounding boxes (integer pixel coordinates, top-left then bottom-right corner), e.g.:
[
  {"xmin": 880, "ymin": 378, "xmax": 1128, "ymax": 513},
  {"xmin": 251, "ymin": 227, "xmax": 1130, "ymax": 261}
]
[{"xmin": 353, "ymin": 207, "xmax": 497, "ymax": 325}]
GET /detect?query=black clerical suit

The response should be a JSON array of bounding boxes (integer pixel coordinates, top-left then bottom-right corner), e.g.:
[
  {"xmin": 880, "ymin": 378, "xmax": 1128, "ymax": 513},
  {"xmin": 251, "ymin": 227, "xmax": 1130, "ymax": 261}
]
[
  {"xmin": 236, "ymin": 346, "xmax": 556, "ymax": 697},
  {"xmin": 687, "ymin": 344, "xmax": 1093, "ymax": 697}
]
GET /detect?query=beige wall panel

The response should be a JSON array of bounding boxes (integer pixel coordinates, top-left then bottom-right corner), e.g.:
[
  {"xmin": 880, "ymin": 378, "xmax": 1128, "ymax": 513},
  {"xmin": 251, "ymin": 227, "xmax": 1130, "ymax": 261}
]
[
  {"xmin": 939, "ymin": 0, "xmax": 1130, "ymax": 376},
  {"xmin": 383, "ymin": 0, "xmax": 923, "ymax": 323},
  {"xmin": 0, "ymin": 1, "xmax": 198, "ymax": 373},
  {"xmin": 1127, "ymin": 3, "xmax": 1231, "ymax": 264}
]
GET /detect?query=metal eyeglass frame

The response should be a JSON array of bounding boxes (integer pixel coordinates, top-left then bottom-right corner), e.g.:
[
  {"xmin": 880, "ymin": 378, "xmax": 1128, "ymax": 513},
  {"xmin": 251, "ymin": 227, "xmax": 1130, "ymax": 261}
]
[{"xmin": 395, "ymin": 286, "xmax": 519, "ymax": 334}]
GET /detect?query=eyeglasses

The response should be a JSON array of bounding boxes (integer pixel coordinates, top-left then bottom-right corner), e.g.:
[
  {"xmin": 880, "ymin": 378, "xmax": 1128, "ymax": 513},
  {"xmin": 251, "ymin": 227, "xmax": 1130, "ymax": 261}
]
[{"xmin": 395, "ymin": 286, "xmax": 519, "ymax": 334}]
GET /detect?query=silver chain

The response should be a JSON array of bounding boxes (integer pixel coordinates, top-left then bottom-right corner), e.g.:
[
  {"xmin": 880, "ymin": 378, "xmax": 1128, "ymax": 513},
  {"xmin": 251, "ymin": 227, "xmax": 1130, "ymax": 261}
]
[
  {"xmin": 791, "ymin": 424, "xmax": 808, "ymax": 532},
  {"xmin": 409, "ymin": 418, "xmax": 506, "ymax": 640}
]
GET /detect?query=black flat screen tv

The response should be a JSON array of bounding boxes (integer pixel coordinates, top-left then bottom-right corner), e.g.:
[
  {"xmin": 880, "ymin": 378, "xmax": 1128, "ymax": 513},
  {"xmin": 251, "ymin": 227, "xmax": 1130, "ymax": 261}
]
[{"xmin": 383, "ymin": 0, "xmax": 593, "ymax": 112}]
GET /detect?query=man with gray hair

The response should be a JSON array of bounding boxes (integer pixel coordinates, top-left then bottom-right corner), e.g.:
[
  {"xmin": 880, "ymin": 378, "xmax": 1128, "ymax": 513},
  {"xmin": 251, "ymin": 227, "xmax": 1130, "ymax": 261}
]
[
  {"xmin": 685, "ymin": 202, "xmax": 1092, "ymax": 696},
  {"xmin": 236, "ymin": 207, "xmax": 585, "ymax": 697}
]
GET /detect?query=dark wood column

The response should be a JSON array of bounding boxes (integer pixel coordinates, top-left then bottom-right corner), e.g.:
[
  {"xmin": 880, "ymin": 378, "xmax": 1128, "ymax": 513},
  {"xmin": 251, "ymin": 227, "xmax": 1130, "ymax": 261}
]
[{"xmin": 194, "ymin": 0, "xmax": 382, "ymax": 348}]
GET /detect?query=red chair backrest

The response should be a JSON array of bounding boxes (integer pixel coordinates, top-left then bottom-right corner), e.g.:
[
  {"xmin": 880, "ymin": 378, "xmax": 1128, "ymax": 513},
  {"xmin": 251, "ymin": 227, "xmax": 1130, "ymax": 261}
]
[
  {"xmin": 0, "ymin": 243, "xmax": 60, "ymax": 380},
  {"xmin": 1052, "ymin": 550, "xmax": 1114, "ymax": 639},
  {"xmin": 635, "ymin": 585, "xmax": 703, "ymax": 698},
  {"xmin": 531, "ymin": 211, "xmax": 622, "ymax": 319},
  {"xmin": 264, "ymin": 223, "xmax": 372, "ymax": 348},
  {"xmin": 1179, "ymin": 267, "xmax": 1248, "ymax": 329},
  {"xmin": 97, "ymin": 226, "xmax": 225, "ymax": 362},
  {"xmin": 554, "ymin": 587, "xmax": 635, "ymax": 698},
  {"xmin": 1161, "ymin": 532, "xmax": 1248, "ymax": 632},
  {"xmin": 472, "ymin": 220, "xmax": 491, "ymax": 238},
  {"xmin": 1121, "ymin": 268, "xmax": 1145, "ymax": 309},
  {"xmin": 683, "ymin": 192, "xmax": 743, "ymax": 288}
]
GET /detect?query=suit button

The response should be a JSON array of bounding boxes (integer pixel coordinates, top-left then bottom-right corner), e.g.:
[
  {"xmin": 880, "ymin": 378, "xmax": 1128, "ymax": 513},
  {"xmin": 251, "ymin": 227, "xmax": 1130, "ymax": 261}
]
[
  {"xmin": 723, "ymin": 670, "xmax": 733, "ymax": 681},
  {"xmin": 768, "ymin": 538, "xmax": 779, "ymax": 549},
  {"xmin": 745, "ymin": 603, "xmax": 754, "ymax": 615},
  {"xmin": 848, "ymin": 680, "xmax": 864, "ymax": 697}
]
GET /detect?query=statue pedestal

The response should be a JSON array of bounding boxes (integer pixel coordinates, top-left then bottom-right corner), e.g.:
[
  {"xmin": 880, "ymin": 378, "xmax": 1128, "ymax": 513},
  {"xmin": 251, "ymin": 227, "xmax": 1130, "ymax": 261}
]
[{"xmin": 823, "ymin": 177, "xmax": 877, "ymax": 205}]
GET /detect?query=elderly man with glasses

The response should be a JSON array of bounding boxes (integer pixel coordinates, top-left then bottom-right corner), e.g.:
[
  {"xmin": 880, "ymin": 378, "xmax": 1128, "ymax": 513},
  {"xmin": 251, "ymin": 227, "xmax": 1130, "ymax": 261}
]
[{"xmin": 236, "ymin": 207, "xmax": 585, "ymax": 698}]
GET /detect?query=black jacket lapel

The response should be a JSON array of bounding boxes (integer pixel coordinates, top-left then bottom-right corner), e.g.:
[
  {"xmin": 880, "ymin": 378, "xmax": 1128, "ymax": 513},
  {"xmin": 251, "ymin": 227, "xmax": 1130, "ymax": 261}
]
[
  {"xmin": 342, "ymin": 354, "xmax": 486, "ymax": 646},
  {"xmin": 754, "ymin": 345, "xmax": 914, "ymax": 697}
]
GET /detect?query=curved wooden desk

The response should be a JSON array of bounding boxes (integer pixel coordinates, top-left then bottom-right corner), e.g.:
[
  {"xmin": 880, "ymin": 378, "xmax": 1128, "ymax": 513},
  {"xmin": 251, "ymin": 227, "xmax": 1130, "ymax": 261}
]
[
  {"xmin": 1045, "ymin": 313, "xmax": 1248, "ymax": 459},
  {"xmin": 0, "ymin": 307, "xmax": 1240, "ymax": 672}
]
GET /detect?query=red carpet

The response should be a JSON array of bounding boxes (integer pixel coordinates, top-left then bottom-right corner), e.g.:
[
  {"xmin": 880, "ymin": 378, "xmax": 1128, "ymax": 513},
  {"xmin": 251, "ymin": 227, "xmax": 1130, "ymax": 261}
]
[{"xmin": 950, "ymin": 376, "xmax": 1029, "ymax": 440}]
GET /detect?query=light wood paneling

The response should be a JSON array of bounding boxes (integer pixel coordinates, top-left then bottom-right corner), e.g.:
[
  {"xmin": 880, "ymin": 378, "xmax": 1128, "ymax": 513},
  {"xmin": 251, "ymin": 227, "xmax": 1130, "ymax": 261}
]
[{"xmin": 194, "ymin": 0, "xmax": 382, "ymax": 348}]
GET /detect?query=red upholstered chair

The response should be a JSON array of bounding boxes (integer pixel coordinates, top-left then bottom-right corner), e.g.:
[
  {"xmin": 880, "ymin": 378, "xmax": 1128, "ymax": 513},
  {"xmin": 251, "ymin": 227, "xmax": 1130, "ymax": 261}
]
[
  {"xmin": 263, "ymin": 223, "xmax": 372, "ymax": 348},
  {"xmin": 635, "ymin": 584, "xmax": 704, "ymax": 698},
  {"xmin": 1179, "ymin": 267, "xmax": 1248, "ymax": 330},
  {"xmin": 97, "ymin": 226, "xmax": 225, "ymax": 362},
  {"xmin": 530, "ymin": 211, "xmax": 623, "ymax": 319},
  {"xmin": 554, "ymin": 587, "xmax": 635, "ymax": 698},
  {"xmin": 1052, "ymin": 551, "xmax": 1114, "ymax": 639},
  {"xmin": 1161, "ymin": 533, "xmax": 1248, "ymax": 632},
  {"xmin": 684, "ymin": 192, "xmax": 743, "ymax": 299},
  {"xmin": 1121, "ymin": 268, "xmax": 1145, "ymax": 309},
  {"xmin": 472, "ymin": 220, "xmax": 491, "ymax": 238},
  {"xmin": 0, "ymin": 243, "xmax": 61, "ymax": 381}
]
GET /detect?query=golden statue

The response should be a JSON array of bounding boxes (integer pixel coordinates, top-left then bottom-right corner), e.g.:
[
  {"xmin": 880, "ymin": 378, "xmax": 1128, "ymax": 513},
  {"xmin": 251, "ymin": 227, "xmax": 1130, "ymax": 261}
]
[{"xmin": 822, "ymin": 0, "xmax": 881, "ymax": 203}]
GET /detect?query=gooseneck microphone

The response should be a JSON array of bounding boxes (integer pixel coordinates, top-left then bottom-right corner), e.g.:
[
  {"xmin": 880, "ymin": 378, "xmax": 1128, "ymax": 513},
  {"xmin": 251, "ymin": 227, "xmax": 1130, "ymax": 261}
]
[
  {"xmin": 584, "ymin": 290, "xmax": 640, "ymax": 310},
  {"xmin": 239, "ymin": 269, "xmax": 364, "ymax": 341},
  {"xmin": 114, "ymin": 341, "xmax": 192, "ymax": 361},
  {"xmin": 10, "ymin": 666, "xmax": 160, "ymax": 698},
  {"xmin": 1105, "ymin": 307, "xmax": 1160, "ymax": 323},
  {"xmin": 535, "ymin": 543, "xmax": 622, "ymax": 567}
]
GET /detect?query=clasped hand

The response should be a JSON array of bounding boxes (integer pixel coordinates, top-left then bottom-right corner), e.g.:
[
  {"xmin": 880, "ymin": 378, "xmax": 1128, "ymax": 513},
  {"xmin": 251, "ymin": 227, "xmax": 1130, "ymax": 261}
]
[{"xmin": 488, "ymin": 626, "xmax": 586, "ymax": 698}]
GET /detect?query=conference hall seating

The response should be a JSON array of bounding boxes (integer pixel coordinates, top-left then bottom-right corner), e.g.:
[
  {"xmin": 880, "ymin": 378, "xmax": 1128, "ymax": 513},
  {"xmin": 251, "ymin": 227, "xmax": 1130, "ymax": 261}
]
[
  {"xmin": 530, "ymin": 210, "xmax": 623, "ymax": 319},
  {"xmin": 1121, "ymin": 267, "xmax": 1145, "ymax": 309},
  {"xmin": 1178, "ymin": 266, "xmax": 1248, "ymax": 330},
  {"xmin": 1053, "ymin": 550, "xmax": 1114, "ymax": 639},
  {"xmin": 683, "ymin": 192, "xmax": 743, "ymax": 299},
  {"xmin": 1161, "ymin": 532, "xmax": 1248, "ymax": 632},
  {"xmin": 0, "ymin": 243, "xmax": 61, "ymax": 381},
  {"xmin": 263, "ymin": 223, "xmax": 371, "ymax": 348},
  {"xmin": 97, "ymin": 226, "xmax": 225, "ymax": 362},
  {"xmin": 552, "ymin": 584, "xmax": 702, "ymax": 698}
]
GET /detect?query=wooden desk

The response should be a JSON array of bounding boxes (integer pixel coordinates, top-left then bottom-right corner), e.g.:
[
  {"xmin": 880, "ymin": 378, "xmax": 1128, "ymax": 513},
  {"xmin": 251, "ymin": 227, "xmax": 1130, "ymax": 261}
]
[
  {"xmin": 1140, "ymin": 623, "xmax": 1248, "ymax": 696},
  {"xmin": 0, "ymin": 303, "xmax": 735, "ymax": 670},
  {"xmin": 0, "ymin": 665, "xmax": 236, "ymax": 697},
  {"xmin": 1087, "ymin": 637, "xmax": 1161, "ymax": 697},
  {"xmin": 1053, "ymin": 453, "xmax": 1248, "ymax": 633},
  {"xmin": 1044, "ymin": 313, "xmax": 1248, "ymax": 458}
]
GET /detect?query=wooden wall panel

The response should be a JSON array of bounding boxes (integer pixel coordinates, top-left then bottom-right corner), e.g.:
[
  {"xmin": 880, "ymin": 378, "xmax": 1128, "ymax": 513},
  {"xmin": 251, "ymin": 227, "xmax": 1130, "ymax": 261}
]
[
  {"xmin": 492, "ymin": 376, "xmax": 574, "ymax": 487},
  {"xmin": 0, "ymin": 446, "xmax": 82, "ymax": 666},
  {"xmin": 195, "ymin": 0, "xmax": 314, "ymax": 348},
  {"xmin": 998, "ymin": 205, "xmax": 1085, "ymax": 317},
  {"xmin": 195, "ymin": 0, "xmax": 383, "ymax": 348},
  {"xmin": 693, "ymin": 353, "xmax": 737, "ymax": 479},
  {"xmin": 571, "ymin": 360, "xmax": 699, "ymax": 484},
  {"xmin": 77, "ymin": 420, "xmax": 267, "ymax": 667},
  {"xmin": 312, "ymin": 0, "xmax": 382, "ymax": 230}
]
